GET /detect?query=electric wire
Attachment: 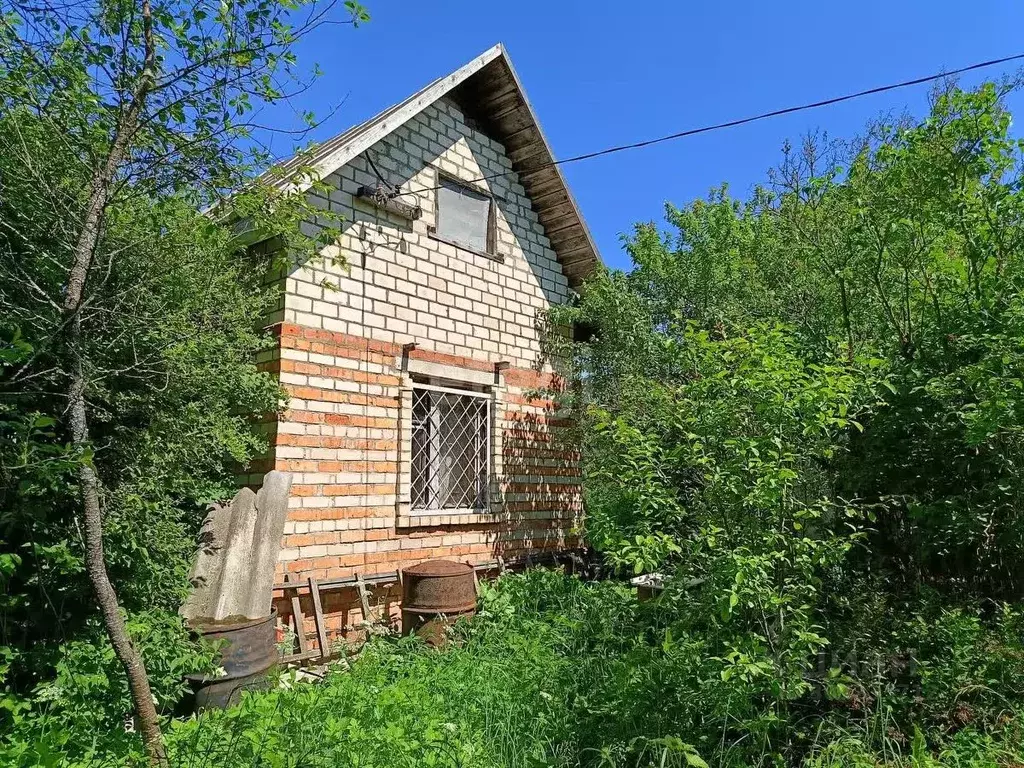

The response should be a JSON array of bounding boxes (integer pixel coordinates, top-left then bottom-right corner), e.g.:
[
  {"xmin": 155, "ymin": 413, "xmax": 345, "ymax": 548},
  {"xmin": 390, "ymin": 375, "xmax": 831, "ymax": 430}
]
[{"xmin": 371, "ymin": 51, "xmax": 1024, "ymax": 200}]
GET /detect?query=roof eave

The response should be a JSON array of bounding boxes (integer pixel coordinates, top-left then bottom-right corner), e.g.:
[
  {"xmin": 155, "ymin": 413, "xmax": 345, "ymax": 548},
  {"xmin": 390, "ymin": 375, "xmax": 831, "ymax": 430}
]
[{"xmin": 268, "ymin": 44, "xmax": 601, "ymax": 289}]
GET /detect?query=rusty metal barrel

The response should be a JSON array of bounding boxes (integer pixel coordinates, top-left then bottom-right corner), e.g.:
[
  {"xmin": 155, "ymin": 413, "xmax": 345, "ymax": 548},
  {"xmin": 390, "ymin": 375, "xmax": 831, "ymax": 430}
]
[
  {"xmin": 184, "ymin": 609, "xmax": 278, "ymax": 710},
  {"xmin": 401, "ymin": 559, "xmax": 477, "ymax": 646}
]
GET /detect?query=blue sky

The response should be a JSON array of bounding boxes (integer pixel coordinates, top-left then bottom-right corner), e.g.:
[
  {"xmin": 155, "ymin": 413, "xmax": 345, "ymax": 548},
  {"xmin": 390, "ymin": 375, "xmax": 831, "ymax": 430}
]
[{"xmin": 272, "ymin": 1, "xmax": 1024, "ymax": 272}]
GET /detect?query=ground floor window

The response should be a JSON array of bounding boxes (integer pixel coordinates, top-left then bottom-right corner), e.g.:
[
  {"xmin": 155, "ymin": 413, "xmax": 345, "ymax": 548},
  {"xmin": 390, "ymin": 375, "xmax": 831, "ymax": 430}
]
[{"xmin": 410, "ymin": 383, "xmax": 490, "ymax": 512}]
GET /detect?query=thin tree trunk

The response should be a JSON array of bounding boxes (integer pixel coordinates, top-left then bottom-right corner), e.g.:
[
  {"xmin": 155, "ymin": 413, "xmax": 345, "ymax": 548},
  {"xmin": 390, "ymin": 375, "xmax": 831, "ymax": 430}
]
[
  {"xmin": 65, "ymin": 349, "xmax": 168, "ymax": 764},
  {"xmin": 61, "ymin": 0, "xmax": 166, "ymax": 762}
]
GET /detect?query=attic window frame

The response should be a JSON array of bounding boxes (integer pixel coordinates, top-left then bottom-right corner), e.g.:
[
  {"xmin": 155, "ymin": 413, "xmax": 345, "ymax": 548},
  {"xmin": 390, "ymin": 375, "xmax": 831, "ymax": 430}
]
[{"xmin": 427, "ymin": 170, "xmax": 501, "ymax": 262}]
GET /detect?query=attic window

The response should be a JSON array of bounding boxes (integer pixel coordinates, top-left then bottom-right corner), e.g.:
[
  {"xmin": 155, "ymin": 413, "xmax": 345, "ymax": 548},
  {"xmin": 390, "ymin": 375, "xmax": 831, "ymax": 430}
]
[{"xmin": 434, "ymin": 176, "xmax": 494, "ymax": 255}]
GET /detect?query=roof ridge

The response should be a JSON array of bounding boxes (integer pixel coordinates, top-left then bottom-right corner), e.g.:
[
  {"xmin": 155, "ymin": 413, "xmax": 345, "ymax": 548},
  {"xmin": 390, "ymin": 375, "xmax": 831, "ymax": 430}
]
[{"xmin": 263, "ymin": 44, "xmax": 600, "ymax": 287}]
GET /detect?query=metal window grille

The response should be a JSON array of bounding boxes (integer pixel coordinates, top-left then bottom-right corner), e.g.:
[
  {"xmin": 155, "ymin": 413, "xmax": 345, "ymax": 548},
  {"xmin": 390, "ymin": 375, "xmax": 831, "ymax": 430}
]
[{"xmin": 410, "ymin": 383, "xmax": 490, "ymax": 511}]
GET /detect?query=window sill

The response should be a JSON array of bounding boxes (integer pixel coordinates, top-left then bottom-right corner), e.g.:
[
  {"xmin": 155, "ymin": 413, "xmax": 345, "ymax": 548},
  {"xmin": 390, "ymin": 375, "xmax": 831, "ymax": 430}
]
[
  {"xmin": 426, "ymin": 230, "xmax": 505, "ymax": 264},
  {"xmin": 397, "ymin": 509, "xmax": 505, "ymax": 529}
]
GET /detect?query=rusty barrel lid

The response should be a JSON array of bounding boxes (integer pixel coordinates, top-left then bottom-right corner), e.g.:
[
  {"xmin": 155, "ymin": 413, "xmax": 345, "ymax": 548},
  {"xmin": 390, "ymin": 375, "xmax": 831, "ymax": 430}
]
[
  {"xmin": 403, "ymin": 559, "xmax": 473, "ymax": 578},
  {"xmin": 402, "ymin": 559, "xmax": 477, "ymax": 614},
  {"xmin": 189, "ymin": 610, "xmax": 278, "ymax": 634}
]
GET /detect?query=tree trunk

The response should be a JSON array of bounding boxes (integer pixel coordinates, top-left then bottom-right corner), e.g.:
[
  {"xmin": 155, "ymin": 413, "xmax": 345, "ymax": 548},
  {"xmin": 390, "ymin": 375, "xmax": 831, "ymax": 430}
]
[
  {"xmin": 65, "ymin": 350, "xmax": 168, "ymax": 764},
  {"xmin": 60, "ymin": 1, "xmax": 166, "ymax": 762},
  {"xmin": 63, "ymin": 170, "xmax": 168, "ymax": 766}
]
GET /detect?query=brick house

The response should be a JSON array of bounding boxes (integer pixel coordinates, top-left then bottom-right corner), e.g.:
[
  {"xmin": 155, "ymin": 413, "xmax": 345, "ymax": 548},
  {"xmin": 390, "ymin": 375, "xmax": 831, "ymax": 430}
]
[{"xmin": 251, "ymin": 45, "xmax": 599, "ymax": 646}]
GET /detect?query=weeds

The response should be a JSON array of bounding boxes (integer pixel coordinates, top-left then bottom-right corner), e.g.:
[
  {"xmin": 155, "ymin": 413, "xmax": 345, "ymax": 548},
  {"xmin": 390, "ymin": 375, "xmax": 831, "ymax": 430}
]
[
  {"xmin": 155, "ymin": 570, "xmax": 1024, "ymax": 768},
  {"xmin": 5, "ymin": 568, "xmax": 1024, "ymax": 766}
]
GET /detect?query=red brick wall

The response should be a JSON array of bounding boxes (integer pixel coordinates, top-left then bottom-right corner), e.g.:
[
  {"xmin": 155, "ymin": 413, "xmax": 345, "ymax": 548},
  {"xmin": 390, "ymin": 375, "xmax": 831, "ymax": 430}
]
[{"xmin": 257, "ymin": 324, "xmax": 582, "ymax": 648}]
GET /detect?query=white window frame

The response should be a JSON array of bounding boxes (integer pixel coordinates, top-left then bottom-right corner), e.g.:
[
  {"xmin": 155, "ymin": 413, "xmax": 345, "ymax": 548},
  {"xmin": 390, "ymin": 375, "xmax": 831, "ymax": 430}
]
[{"xmin": 409, "ymin": 381, "xmax": 492, "ymax": 515}]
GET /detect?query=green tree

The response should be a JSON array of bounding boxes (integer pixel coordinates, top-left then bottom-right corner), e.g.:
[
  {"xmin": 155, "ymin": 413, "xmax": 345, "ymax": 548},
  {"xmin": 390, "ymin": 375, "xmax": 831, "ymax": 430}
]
[
  {"xmin": 0, "ymin": 0, "xmax": 366, "ymax": 762},
  {"xmin": 564, "ymin": 81, "xmax": 1024, "ymax": 598},
  {"xmin": 547, "ymin": 79, "xmax": 1024, "ymax": 757}
]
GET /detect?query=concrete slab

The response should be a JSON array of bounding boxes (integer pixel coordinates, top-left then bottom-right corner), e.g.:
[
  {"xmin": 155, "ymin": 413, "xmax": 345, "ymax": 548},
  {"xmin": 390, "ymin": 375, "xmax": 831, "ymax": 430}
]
[
  {"xmin": 212, "ymin": 487, "xmax": 258, "ymax": 620},
  {"xmin": 244, "ymin": 471, "xmax": 293, "ymax": 618},
  {"xmin": 180, "ymin": 501, "xmax": 233, "ymax": 621}
]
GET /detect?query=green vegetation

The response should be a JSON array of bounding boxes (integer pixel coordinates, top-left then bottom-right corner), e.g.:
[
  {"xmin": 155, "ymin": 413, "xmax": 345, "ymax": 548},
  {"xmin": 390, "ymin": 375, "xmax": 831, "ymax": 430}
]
[
  {"xmin": 26, "ymin": 570, "xmax": 1024, "ymax": 767},
  {"xmin": 546, "ymin": 80, "xmax": 1024, "ymax": 764},
  {"xmin": 5, "ymin": 0, "xmax": 1024, "ymax": 760},
  {"xmin": 0, "ymin": 0, "xmax": 364, "ymax": 762}
]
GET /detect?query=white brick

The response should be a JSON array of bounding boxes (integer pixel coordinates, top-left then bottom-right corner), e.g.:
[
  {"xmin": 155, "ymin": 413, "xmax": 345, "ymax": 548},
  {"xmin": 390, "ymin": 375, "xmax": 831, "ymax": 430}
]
[{"xmin": 270, "ymin": 87, "xmax": 585, "ymax": 577}]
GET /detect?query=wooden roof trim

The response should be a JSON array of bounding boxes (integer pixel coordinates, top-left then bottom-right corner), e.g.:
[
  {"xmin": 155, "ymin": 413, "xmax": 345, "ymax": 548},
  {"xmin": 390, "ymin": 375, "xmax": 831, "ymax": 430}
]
[
  {"xmin": 548, "ymin": 230, "xmax": 591, "ymax": 250},
  {"xmin": 264, "ymin": 44, "xmax": 601, "ymax": 287},
  {"xmin": 271, "ymin": 46, "xmax": 505, "ymax": 196},
  {"xmin": 496, "ymin": 52, "xmax": 601, "ymax": 285}
]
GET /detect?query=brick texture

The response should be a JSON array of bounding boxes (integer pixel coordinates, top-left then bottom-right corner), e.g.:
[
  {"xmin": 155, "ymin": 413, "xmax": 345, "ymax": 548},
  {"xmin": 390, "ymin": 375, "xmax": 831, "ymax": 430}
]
[{"xmin": 260, "ymin": 97, "xmax": 583, "ymax": 647}]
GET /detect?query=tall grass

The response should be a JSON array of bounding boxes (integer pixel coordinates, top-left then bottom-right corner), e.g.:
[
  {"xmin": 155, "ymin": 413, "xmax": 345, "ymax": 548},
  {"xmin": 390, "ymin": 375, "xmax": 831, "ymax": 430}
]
[
  {"xmin": 15, "ymin": 569, "xmax": 1019, "ymax": 766},
  {"xmin": 153, "ymin": 570, "xmax": 1024, "ymax": 768}
]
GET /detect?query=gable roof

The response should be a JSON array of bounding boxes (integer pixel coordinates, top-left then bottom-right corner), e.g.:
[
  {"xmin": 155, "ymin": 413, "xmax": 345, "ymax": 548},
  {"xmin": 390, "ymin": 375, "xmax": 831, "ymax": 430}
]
[{"xmin": 273, "ymin": 44, "xmax": 600, "ymax": 288}]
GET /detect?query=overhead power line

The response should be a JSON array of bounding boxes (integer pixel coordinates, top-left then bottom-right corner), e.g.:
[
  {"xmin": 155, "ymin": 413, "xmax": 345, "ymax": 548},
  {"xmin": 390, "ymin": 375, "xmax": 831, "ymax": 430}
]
[{"xmin": 383, "ymin": 51, "xmax": 1024, "ymax": 200}]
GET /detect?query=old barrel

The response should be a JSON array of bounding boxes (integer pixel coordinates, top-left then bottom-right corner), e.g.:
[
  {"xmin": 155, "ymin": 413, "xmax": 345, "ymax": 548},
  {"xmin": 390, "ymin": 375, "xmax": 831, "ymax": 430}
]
[
  {"xmin": 184, "ymin": 610, "xmax": 278, "ymax": 710},
  {"xmin": 401, "ymin": 559, "xmax": 477, "ymax": 646}
]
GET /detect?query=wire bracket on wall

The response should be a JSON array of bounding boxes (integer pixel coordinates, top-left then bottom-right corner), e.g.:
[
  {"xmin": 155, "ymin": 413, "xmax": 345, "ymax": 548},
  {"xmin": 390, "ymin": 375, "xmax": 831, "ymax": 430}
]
[
  {"xmin": 356, "ymin": 183, "xmax": 422, "ymax": 221},
  {"xmin": 360, "ymin": 151, "xmax": 422, "ymax": 220}
]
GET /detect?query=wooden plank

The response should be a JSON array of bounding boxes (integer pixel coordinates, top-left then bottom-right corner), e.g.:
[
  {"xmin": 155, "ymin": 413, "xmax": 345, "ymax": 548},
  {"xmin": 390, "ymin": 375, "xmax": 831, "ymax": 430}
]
[
  {"xmin": 516, "ymin": 158, "xmax": 558, "ymax": 180},
  {"xmin": 502, "ymin": 125, "xmax": 542, "ymax": 152},
  {"xmin": 561, "ymin": 261, "xmax": 598, "ymax": 283},
  {"xmin": 518, "ymin": 163, "xmax": 559, "ymax": 183},
  {"xmin": 286, "ymin": 574, "xmax": 309, "ymax": 655},
  {"xmin": 355, "ymin": 574, "xmax": 372, "ymax": 626},
  {"xmin": 508, "ymin": 143, "xmax": 550, "ymax": 166},
  {"xmin": 476, "ymin": 86, "xmax": 521, "ymax": 114},
  {"xmin": 541, "ymin": 218, "xmax": 582, "ymax": 238},
  {"xmin": 356, "ymin": 185, "xmax": 422, "ymax": 220},
  {"xmin": 538, "ymin": 199, "xmax": 578, "ymax": 222},
  {"xmin": 318, "ymin": 570, "xmax": 400, "ymax": 589},
  {"xmin": 530, "ymin": 187, "xmax": 570, "ymax": 208},
  {"xmin": 547, "ymin": 224, "xmax": 587, "ymax": 247},
  {"xmin": 539, "ymin": 217, "xmax": 577, "ymax": 242},
  {"xmin": 521, "ymin": 181, "xmax": 565, "ymax": 205},
  {"xmin": 457, "ymin": 62, "xmax": 512, "ymax": 97},
  {"xmin": 547, "ymin": 232, "xmax": 591, "ymax": 254},
  {"xmin": 281, "ymin": 649, "xmax": 321, "ymax": 665},
  {"xmin": 518, "ymin": 167, "xmax": 560, "ymax": 187},
  {"xmin": 491, "ymin": 104, "xmax": 534, "ymax": 133},
  {"xmin": 307, "ymin": 576, "xmax": 329, "ymax": 659},
  {"xmin": 559, "ymin": 244, "xmax": 597, "ymax": 265},
  {"xmin": 562, "ymin": 265, "xmax": 597, "ymax": 285},
  {"xmin": 476, "ymin": 62, "xmax": 515, "ymax": 91}
]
